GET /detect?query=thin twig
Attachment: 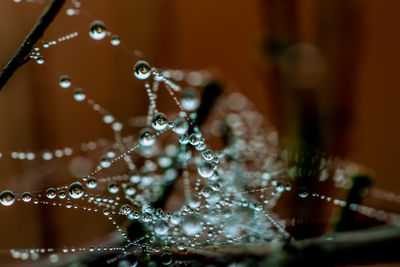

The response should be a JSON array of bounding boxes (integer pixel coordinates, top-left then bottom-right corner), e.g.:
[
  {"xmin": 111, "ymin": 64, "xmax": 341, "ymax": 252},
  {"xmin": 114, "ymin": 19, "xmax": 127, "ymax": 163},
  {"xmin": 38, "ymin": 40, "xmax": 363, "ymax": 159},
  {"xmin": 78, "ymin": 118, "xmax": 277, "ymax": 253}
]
[{"xmin": 0, "ymin": 0, "xmax": 66, "ymax": 91}]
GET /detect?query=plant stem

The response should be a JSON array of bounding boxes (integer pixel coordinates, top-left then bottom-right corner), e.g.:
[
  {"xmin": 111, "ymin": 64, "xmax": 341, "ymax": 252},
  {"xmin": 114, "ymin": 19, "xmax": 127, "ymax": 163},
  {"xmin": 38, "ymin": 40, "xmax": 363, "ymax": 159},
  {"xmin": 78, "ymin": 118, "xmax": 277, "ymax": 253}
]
[{"xmin": 0, "ymin": 0, "xmax": 66, "ymax": 91}]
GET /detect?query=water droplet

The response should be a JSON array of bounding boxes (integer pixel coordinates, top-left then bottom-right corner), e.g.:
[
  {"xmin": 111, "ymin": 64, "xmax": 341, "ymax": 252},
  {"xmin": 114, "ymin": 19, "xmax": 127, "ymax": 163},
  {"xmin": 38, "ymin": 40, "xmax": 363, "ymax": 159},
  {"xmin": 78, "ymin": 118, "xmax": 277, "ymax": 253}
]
[
  {"xmin": 108, "ymin": 183, "xmax": 119, "ymax": 194},
  {"xmin": 154, "ymin": 220, "xmax": 169, "ymax": 235},
  {"xmin": 129, "ymin": 173, "xmax": 141, "ymax": 184},
  {"xmin": 200, "ymin": 186, "xmax": 220, "ymax": 204},
  {"xmin": 69, "ymin": 182, "xmax": 84, "ymax": 199},
  {"xmin": 133, "ymin": 61, "xmax": 152, "ymax": 80},
  {"xmin": 197, "ymin": 161, "xmax": 215, "ymax": 178},
  {"xmin": 261, "ymin": 172, "xmax": 271, "ymax": 181},
  {"xmin": 139, "ymin": 129, "xmax": 155, "ymax": 146},
  {"xmin": 158, "ymin": 156, "xmax": 172, "ymax": 168},
  {"xmin": 179, "ymin": 133, "xmax": 190, "ymax": 145},
  {"xmin": 112, "ymin": 122, "xmax": 123, "ymax": 132},
  {"xmin": 124, "ymin": 184, "xmax": 136, "ymax": 196},
  {"xmin": 89, "ymin": 21, "xmax": 106, "ymax": 40},
  {"xmin": 110, "ymin": 35, "xmax": 120, "ymax": 46},
  {"xmin": 195, "ymin": 142, "xmax": 206, "ymax": 151},
  {"xmin": 285, "ymin": 184, "xmax": 291, "ymax": 191},
  {"xmin": 188, "ymin": 134, "xmax": 199, "ymax": 147},
  {"xmin": 58, "ymin": 191, "xmax": 66, "ymax": 199},
  {"xmin": 200, "ymin": 186, "xmax": 213, "ymax": 198},
  {"xmin": 181, "ymin": 88, "xmax": 200, "ymax": 111},
  {"xmin": 151, "ymin": 113, "xmax": 168, "ymax": 131},
  {"xmin": 103, "ymin": 114, "xmax": 114, "ymax": 124},
  {"xmin": 120, "ymin": 204, "xmax": 132, "ymax": 215},
  {"xmin": 172, "ymin": 118, "xmax": 189, "ymax": 135},
  {"xmin": 36, "ymin": 57, "xmax": 44, "ymax": 64},
  {"xmin": 86, "ymin": 178, "xmax": 97, "ymax": 189},
  {"xmin": 100, "ymin": 157, "xmax": 111, "ymax": 168},
  {"xmin": 46, "ymin": 188, "xmax": 57, "ymax": 199},
  {"xmin": 73, "ymin": 88, "xmax": 86, "ymax": 101},
  {"xmin": 170, "ymin": 211, "xmax": 182, "ymax": 225},
  {"xmin": 59, "ymin": 76, "xmax": 71, "ymax": 88},
  {"xmin": 103, "ymin": 208, "xmax": 110, "ymax": 216},
  {"xmin": 22, "ymin": 192, "xmax": 31, "ymax": 202},
  {"xmin": 254, "ymin": 202, "xmax": 263, "ymax": 211},
  {"xmin": 160, "ymin": 252, "xmax": 172, "ymax": 265},
  {"xmin": 42, "ymin": 151, "xmax": 53, "ymax": 160},
  {"xmin": 202, "ymin": 148, "xmax": 214, "ymax": 161},
  {"xmin": 132, "ymin": 211, "xmax": 140, "ymax": 219},
  {"xmin": 182, "ymin": 214, "xmax": 202, "ymax": 236},
  {"xmin": 66, "ymin": 8, "xmax": 75, "ymax": 16},
  {"xmin": 106, "ymin": 149, "xmax": 116, "ymax": 159},
  {"xmin": 141, "ymin": 212, "xmax": 152, "ymax": 222},
  {"xmin": 276, "ymin": 182, "xmax": 285, "ymax": 193},
  {"xmin": 0, "ymin": 190, "xmax": 15, "ymax": 206},
  {"xmin": 298, "ymin": 188, "xmax": 309, "ymax": 198},
  {"xmin": 188, "ymin": 194, "xmax": 201, "ymax": 209}
]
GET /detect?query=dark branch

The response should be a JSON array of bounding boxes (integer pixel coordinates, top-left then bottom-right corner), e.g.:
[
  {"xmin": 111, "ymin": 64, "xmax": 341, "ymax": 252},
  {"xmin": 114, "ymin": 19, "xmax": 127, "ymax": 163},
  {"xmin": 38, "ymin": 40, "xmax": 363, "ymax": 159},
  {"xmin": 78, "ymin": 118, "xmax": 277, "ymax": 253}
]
[
  {"xmin": 0, "ymin": 0, "xmax": 66, "ymax": 91},
  {"xmin": 263, "ymin": 223, "xmax": 400, "ymax": 266}
]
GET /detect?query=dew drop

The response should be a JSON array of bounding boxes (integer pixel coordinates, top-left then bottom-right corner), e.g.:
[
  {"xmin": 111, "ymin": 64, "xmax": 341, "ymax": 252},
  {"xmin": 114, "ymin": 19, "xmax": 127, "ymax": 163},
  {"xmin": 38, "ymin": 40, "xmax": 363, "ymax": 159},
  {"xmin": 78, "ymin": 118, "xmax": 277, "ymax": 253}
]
[
  {"xmin": 202, "ymin": 148, "xmax": 215, "ymax": 161},
  {"xmin": 195, "ymin": 142, "xmax": 207, "ymax": 151},
  {"xmin": 103, "ymin": 114, "xmax": 114, "ymax": 124},
  {"xmin": 86, "ymin": 178, "xmax": 97, "ymax": 189},
  {"xmin": 151, "ymin": 113, "xmax": 168, "ymax": 131},
  {"xmin": 285, "ymin": 184, "xmax": 291, "ymax": 191},
  {"xmin": 275, "ymin": 182, "xmax": 285, "ymax": 193},
  {"xmin": 181, "ymin": 88, "xmax": 200, "ymax": 111},
  {"xmin": 182, "ymin": 214, "xmax": 202, "ymax": 236},
  {"xmin": 110, "ymin": 35, "xmax": 120, "ymax": 46},
  {"xmin": 172, "ymin": 118, "xmax": 189, "ymax": 135},
  {"xmin": 42, "ymin": 151, "xmax": 53, "ymax": 160},
  {"xmin": 103, "ymin": 208, "xmax": 110, "ymax": 216},
  {"xmin": 66, "ymin": 8, "xmax": 75, "ymax": 16},
  {"xmin": 58, "ymin": 191, "xmax": 66, "ymax": 199},
  {"xmin": 108, "ymin": 183, "xmax": 119, "ymax": 194},
  {"xmin": 158, "ymin": 156, "xmax": 172, "ymax": 168},
  {"xmin": 254, "ymin": 202, "xmax": 263, "ymax": 211},
  {"xmin": 0, "ymin": 190, "xmax": 15, "ymax": 206},
  {"xmin": 189, "ymin": 132, "xmax": 201, "ymax": 146},
  {"xmin": 197, "ymin": 161, "xmax": 215, "ymax": 178},
  {"xmin": 188, "ymin": 194, "xmax": 201, "ymax": 209},
  {"xmin": 112, "ymin": 122, "xmax": 123, "ymax": 132},
  {"xmin": 73, "ymin": 88, "xmax": 86, "ymax": 101},
  {"xmin": 36, "ymin": 57, "xmax": 44, "ymax": 64},
  {"xmin": 100, "ymin": 157, "xmax": 111, "ymax": 168},
  {"xmin": 106, "ymin": 149, "xmax": 116, "ymax": 159},
  {"xmin": 171, "ymin": 211, "xmax": 182, "ymax": 225},
  {"xmin": 69, "ymin": 182, "xmax": 84, "ymax": 199},
  {"xmin": 120, "ymin": 204, "xmax": 132, "ymax": 215},
  {"xmin": 200, "ymin": 186, "xmax": 213, "ymax": 198},
  {"xmin": 124, "ymin": 184, "xmax": 136, "ymax": 196},
  {"xmin": 129, "ymin": 173, "xmax": 141, "ymax": 184},
  {"xmin": 59, "ymin": 76, "xmax": 71, "ymax": 88},
  {"xmin": 179, "ymin": 134, "xmax": 190, "ymax": 145},
  {"xmin": 154, "ymin": 220, "xmax": 169, "ymax": 235},
  {"xmin": 133, "ymin": 61, "xmax": 152, "ymax": 80},
  {"xmin": 46, "ymin": 188, "xmax": 57, "ymax": 199},
  {"xmin": 160, "ymin": 252, "xmax": 172, "ymax": 265},
  {"xmin": 298, "ymin": 188, "xmax": 309, "ymax": 198},
  {"xmin": 89, "ymin": 21, "xmax": 107, "ymax": 40},
  {"xmin": 139, "ymin": 129, "xmax": 155, "ymax": 146},
  {"xmin": 22, "ymin": 192, "xmax": 32, "ymax": 202}
]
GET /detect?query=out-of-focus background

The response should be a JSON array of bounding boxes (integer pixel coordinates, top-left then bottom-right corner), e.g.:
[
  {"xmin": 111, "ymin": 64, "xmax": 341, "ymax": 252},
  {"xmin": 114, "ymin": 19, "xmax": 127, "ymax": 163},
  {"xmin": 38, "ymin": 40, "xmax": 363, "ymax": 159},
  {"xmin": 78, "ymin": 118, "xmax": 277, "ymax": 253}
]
[{"xmin": 0, "ymin": 0, "xmax": 399, "ymax": 264}]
